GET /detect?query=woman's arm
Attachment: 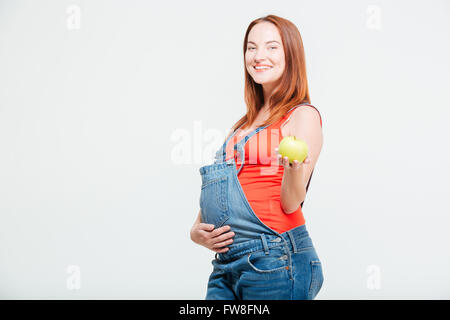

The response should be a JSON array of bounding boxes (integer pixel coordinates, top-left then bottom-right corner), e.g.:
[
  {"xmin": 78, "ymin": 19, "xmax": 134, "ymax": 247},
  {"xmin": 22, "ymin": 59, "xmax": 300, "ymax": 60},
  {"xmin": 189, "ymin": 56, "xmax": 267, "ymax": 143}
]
[
  {"xmin": 278, "ymin": 106, "xmax": 323, "ymax": 214},
  {"xmin": 280, "ymin": 169, "xmax": 307, "ymax": 214}
]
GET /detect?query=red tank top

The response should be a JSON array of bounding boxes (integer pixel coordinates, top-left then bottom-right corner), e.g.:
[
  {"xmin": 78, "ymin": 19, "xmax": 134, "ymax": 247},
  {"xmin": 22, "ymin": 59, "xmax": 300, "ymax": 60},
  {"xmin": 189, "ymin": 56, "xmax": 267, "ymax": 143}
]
[{"xmin": 225, "ymin": 105, "xmax": 323, "ymax": 233}]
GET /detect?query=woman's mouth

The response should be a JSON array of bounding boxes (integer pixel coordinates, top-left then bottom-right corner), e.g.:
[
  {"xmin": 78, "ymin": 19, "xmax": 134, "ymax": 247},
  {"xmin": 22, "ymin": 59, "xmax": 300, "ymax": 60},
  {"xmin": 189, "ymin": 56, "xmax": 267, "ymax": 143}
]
[{"xmin": 253, "ymin": 66, "xmax": 273, "ymax": 72}]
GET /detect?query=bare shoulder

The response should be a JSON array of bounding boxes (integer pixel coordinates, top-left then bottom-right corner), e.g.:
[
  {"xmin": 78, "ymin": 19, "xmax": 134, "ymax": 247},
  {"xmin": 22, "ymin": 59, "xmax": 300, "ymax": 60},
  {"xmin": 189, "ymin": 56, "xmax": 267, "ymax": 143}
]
[{"xmin": 281, "ymin": 105, "xmax": 322, "ymax": 135}]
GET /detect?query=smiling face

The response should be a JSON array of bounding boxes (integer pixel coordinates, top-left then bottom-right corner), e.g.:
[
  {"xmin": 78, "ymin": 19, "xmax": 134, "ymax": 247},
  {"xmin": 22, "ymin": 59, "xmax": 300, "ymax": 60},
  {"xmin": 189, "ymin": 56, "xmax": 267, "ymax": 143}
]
[{"xmin": 245, "ymin": 22, "xmax": 286, "ymax": 94}]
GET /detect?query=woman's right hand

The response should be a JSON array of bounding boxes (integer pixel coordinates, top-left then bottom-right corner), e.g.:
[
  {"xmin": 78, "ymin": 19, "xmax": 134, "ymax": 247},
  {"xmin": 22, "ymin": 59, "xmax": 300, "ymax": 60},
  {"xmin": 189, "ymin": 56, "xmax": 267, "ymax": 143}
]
[{"xmin": 190, "ymin": 222, "xmax": 235, "ymax": 253}]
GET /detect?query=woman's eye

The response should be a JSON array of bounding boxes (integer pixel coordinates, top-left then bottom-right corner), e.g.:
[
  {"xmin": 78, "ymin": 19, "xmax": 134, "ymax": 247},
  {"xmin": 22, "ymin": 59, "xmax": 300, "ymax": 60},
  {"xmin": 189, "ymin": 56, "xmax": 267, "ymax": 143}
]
[{"xmin": 247, "ymin": 46, "xmax": 277, "ymax": 51}]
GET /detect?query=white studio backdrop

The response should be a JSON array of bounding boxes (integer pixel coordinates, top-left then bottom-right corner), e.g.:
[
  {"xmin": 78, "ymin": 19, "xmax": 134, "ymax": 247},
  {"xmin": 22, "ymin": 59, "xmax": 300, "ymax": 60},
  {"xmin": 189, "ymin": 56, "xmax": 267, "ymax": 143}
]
[{"xmin": 0, "ymin": 0, "xmax": 449, "ymax": 299}]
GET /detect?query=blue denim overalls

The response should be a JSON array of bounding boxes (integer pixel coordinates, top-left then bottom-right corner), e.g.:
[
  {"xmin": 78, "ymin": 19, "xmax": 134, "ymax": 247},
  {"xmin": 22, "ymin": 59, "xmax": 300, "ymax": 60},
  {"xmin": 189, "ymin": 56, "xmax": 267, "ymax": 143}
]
[{"xmin": 198, "ymin": 104, "xmax": 324, "ymax": 300}]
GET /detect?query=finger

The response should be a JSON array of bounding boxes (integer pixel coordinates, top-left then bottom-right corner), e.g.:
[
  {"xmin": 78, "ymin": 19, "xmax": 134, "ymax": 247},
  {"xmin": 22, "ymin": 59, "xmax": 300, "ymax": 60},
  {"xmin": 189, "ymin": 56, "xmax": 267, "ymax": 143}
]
[
  {"xmin": 210, "ymin": 225, "xmax": 231, "ymax": 237},
  {"xmin": 212, "ymin": 231, "xmax": 235, "ymax": 242},
  {"xmin": 199, "ymin": 223, "xmax": 215, "ymax": 231},
  {"xmin": 213, "ymin": 238, "xmax": 234, "ymax": 249},
  {"xmin": 284, "ymin": 156, "xmax": 290, "ymax": 167},
  {"xmin": 213, "ymin": 247, "xmax": 229, "ymax": 253}
]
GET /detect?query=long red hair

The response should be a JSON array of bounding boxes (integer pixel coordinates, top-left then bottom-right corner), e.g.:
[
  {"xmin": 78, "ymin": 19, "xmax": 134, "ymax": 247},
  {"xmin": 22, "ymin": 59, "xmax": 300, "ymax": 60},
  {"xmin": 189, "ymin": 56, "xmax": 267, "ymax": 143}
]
[{"xmin": 230, "ymin": 14, "xmax": 311, "ymax": 133}]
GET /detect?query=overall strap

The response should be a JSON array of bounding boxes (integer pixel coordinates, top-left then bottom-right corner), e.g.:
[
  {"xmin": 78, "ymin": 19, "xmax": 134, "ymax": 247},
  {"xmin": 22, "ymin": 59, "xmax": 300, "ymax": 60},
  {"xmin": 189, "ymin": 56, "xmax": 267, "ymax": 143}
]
[
  {"xmin": 234, "ymin": 124, "xmax": 270, "ymax": 174},
  {"xmin": 214, "ymin": 123, "xmax": 270, "ymax": 164},
  {"xmin": 214, "ymin": 122, "xmax": 245, "ymax": 164}
]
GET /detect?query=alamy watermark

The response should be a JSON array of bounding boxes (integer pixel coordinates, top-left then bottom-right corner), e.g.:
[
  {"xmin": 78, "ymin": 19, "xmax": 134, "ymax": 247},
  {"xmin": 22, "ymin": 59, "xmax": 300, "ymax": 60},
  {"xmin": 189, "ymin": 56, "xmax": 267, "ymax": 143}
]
[{"xmin": 170, "ymin": 121, "xmax": 281, "ymax": 175}]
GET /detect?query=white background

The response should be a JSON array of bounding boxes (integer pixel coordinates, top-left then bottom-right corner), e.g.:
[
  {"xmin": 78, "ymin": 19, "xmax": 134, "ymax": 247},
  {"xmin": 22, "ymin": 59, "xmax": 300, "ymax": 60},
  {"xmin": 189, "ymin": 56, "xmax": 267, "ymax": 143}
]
[{"xmin": 0, "ymin": 0, "xmax": 449, "ymax": 299}]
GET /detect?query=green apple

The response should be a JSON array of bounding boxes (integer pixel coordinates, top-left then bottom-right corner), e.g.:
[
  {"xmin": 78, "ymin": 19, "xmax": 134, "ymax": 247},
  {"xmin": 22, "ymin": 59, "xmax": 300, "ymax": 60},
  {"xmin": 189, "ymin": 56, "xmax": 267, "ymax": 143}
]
[{"xmin": 278, "ymin": 136, "xmax": 308, "ymax": 164}]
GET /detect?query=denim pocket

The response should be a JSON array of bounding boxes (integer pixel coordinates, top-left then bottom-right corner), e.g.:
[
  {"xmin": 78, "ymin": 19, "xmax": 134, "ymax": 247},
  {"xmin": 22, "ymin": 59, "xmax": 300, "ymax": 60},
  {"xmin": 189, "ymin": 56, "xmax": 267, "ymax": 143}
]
[
  {"xmin": 247, "ymin": 247, "xmax": 289, "ymax": 273},
  {"xmin": 199, "ymin": 176, "xmax": 229, "ymax": 228},
  {"xmin": 308, "ymin": 260, "xmax": 324, "ymax": 299}
]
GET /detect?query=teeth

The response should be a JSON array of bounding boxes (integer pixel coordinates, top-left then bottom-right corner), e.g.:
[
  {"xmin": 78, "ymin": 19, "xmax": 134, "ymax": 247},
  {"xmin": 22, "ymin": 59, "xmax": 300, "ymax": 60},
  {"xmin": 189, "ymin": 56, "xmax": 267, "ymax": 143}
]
[{"xmin": 255, "ymin": 66, "xmax": 271, "ymax": 69}]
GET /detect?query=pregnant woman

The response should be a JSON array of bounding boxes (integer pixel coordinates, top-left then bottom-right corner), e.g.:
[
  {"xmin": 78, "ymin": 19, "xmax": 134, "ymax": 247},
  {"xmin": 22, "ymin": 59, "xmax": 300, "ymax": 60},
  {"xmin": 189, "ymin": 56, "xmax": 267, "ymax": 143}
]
[{"xmin": 190, "ymin": 14, "xmax": 324, "ymax": 300}]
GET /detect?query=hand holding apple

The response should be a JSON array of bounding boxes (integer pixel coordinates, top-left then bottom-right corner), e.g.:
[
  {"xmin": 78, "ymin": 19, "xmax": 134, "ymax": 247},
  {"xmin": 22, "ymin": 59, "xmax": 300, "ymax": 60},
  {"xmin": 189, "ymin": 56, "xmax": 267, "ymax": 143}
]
[{"xmin": 275, "ymin": 136, "xmax": 310, "ymax": 170}]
